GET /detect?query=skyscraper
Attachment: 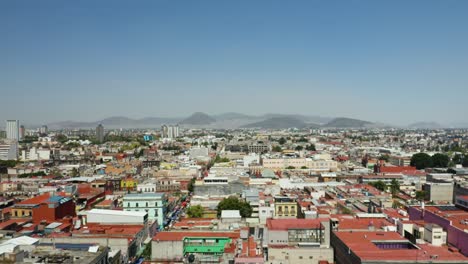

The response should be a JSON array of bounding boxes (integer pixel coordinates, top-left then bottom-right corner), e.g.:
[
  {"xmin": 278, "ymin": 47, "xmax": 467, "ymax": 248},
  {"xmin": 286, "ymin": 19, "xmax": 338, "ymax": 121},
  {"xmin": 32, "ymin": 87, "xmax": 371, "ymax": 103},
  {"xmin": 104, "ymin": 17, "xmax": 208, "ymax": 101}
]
[
  {"xmin": 40, "ymin": 125, "xmax": 48, "ymax": 134},
  {"xmin": 161, "ymin": 125, "xmax": 179, "ymax": 139},
  {"xmin": 19, "ymin": 125, "xmax": 25, "ymax": 140},
  {"xmin": 96, "ymin": 124, "xmax": 104, "ymax": 143},
  {"xmin": 6, "ymin": 120, "xmax": 19, "ymax": 141}
]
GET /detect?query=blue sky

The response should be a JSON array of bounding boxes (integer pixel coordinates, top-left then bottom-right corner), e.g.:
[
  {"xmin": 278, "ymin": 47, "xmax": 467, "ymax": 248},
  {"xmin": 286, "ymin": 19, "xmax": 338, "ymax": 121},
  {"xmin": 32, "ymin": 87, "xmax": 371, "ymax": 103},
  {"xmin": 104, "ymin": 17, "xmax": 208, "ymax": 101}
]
[{"xmin": 1, "ymin": 0, "xmax": 467, "ymax": 126}]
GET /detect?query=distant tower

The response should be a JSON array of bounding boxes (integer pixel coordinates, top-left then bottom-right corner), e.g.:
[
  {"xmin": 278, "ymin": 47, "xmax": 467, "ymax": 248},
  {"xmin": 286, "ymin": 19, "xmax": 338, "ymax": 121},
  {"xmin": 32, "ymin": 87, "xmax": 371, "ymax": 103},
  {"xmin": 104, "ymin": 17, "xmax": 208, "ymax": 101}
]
[
  {"xmin": 96, "ymin": 124, "xmax": 105, "ymax": 143},
  {"xmin": 40, "ymin": 125, "xmax": 48, "ymax": 135},
  {"xmin": 19, "ymin": 125, "xmax": 25, "ymax": 140},
  {"xmin": 5, "ymin": 120, "xmax": 19, "ymax": 141}
]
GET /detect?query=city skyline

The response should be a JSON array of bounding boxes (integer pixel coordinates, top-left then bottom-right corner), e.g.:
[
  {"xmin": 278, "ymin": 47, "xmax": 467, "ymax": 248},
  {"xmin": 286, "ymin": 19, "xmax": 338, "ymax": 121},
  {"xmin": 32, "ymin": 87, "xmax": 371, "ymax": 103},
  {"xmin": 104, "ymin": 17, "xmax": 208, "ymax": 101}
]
[{"xmin": 2, "ymin": 1, "xmax": 468, "ymax": 125}]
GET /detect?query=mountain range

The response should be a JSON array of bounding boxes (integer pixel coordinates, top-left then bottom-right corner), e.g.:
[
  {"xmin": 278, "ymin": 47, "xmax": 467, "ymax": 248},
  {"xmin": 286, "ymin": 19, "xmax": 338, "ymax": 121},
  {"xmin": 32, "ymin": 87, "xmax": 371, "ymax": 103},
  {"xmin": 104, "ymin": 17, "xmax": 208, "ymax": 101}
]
[{"xmin": 46, "ymin": 112, "xmax": 385, "ymax": 129}]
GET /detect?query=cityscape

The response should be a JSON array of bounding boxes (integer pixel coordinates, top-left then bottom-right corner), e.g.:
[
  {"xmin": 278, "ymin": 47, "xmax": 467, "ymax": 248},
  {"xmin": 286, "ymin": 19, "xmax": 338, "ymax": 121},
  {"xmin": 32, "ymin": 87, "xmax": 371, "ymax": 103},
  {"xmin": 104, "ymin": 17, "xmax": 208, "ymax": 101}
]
[{"xmin": 1, "ymin": 1, "xmax": 468, "ymax": 264}]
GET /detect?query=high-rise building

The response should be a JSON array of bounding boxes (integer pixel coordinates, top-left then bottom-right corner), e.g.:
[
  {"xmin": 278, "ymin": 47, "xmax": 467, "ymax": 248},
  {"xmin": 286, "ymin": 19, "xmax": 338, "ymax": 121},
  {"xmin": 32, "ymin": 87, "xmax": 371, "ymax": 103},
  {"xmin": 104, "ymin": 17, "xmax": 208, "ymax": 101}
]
[
  {"xmin": 6, "ymin": 120, "xmax": 19, "ymax": 141},
  {"xmin": 161, "ymin": 125, "xmax": 179, "ymax": 139},
  {"xmin": 40, "ymin": 125, "xmax": 48, "ymax": 134},
  {"xmin": 19, "ymin": 125, "xmax": 25, "ymax": 140},
  {"xmin": 96, "ymin": 124, "xmax": 104, "ymax": 143},
  {"xmin": 0, "ymin": 140, "xmax": 18, "ymax": 160}
]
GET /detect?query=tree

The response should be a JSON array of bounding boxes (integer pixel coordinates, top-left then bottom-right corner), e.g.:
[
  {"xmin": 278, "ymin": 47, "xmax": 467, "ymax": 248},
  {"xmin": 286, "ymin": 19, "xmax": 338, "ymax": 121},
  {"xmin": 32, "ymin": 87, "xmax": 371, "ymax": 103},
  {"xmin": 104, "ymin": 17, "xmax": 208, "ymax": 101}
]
[
  {"xmin": 188, "ymin": 178, "xmax": 196, "ymax": 193},
  {"xmin": 295, "ymin": 145, "xmax": 303, "ymax": 151},
  {"xmin": 301, "ymin": 166, "xmax": 308, "ymax": 169},
  {"xmin": 278, "ymin": 137, "xmax": 286, "ymax": 145},
  {"xmin": 378, "ymin": 154, "xmax": 390, "ymax": 162},
  {"xmin": 431, "ymin": 153, "xmax": 450, "ymax": 168},
  {"xmin": 286, "ymin": 166, "xmax": 295, "ymax": 169},
  {"xmin": 410, "ymin": 153, "xmax": 433, "ymax": 169},
  {"xmin": 305, "ymin": 144, "xmax": 316, "ymax": 151},
  {"xmin": 217, "ymin": 196, "xmax": 252, "ymax": 217},
  {"xmin": 453, "ymin": 154, "xmax": 464, "ymax": 164},
  {"xmin": 390, "ymin": 179, "xmax": 400, "ymax": 196},
  {"xmin": 272, "ymin": 146, "xmax": 282, "ymax": 152},
  {"xmin": 415, "ymin": 190, "xmax": 426, "ymax": 200},
  {"xmin": 296, "ymin": 137, "xmax": 308, "ymax": 142},
  {"xmin": 187, "ymin": 205, "xmax": 204, "ymax": 218},
  {"xmin": 70, "ymin": 168, "xmax": 79, "ymax": 177},
  {"xmin": 369, "ymin": 180, "xmax": 387, "ymax": 191}
]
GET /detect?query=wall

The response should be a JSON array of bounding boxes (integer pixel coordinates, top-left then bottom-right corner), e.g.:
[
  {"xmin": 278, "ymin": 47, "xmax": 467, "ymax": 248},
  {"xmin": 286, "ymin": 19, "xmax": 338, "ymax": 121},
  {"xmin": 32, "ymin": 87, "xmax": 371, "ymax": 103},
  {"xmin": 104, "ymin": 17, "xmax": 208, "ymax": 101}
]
[
  {"xmin": 268, "ymin": 247, "xmax": 334, "ymax": 264},
  {"xmin": 151, "ymin": 240, "xmax": 184, "ymax": 261}
]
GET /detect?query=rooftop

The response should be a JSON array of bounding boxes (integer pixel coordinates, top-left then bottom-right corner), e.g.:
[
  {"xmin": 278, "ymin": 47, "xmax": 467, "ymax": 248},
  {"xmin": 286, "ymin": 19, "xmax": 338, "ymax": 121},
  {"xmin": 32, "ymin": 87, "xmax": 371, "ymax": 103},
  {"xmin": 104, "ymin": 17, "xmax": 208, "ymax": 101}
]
[
  {"xmin": 335, "ymin": 231, "xmax": 468, "ymax": 262},
  {"xmin": 153, "ymin": 231, "xmax": 240, "ymax": 241}
]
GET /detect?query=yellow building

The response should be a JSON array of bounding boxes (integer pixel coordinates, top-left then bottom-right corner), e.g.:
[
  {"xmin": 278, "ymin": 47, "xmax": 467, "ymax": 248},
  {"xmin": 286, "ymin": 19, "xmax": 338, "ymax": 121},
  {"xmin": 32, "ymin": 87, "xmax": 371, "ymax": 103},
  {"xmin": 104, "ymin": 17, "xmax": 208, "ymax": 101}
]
[
  {"xmin": 121, "ymin": 177, "xmax": 137, "ymax": 191},
  {"xmin": 274, "ymin": 196, "xmax": 299, "ymax": 219}
]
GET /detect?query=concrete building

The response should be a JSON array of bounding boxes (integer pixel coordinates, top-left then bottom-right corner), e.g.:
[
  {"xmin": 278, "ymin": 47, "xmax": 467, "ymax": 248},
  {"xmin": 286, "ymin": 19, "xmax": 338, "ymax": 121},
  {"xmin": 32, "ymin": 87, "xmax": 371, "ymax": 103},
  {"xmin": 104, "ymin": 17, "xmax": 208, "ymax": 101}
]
[
  {"xmin": 265, "ymin": 219, "xmax": 333, "ymax": 264},
  {"xmin": 123, "ymin": 193, "xmax": 167, "ymax": 227},
  {"xmin": 0, "ymin": 141, "xmax": 18, "ymax": 160},
  {"xmin": 39, "ymin": 125, "xmax": 48, "ymax": 134},
  {"xmin": 424, "ymin": 182, "xmax": 454, "ymax": 203},
  {"xmin": 96, "ymin": 124, "xmax": 104, "ymax": 143},
  {"xmin": 152, "ymin": 231, "xmax": 241, "ymax": 263},
  {"xmin": 20, "ymin": 147, "xmax": 51, "ymax": 161},
  {"xmin": 161, "ymin": 125, "xmax": 179, "ymax": 139},
  {"xmin": 19, "ymin": 125, "xmax": 25, "ymax": 140},
  {"xmin": 86, "ymin": 209, "xmax": 148, "ymax": 225},
  {"xmin": 274, "ymin": 196, "xmax": 299, "ymax": 219},
  {"xmin": 5, "ymin": 120, "xmax": 19, "ymax": 141}
]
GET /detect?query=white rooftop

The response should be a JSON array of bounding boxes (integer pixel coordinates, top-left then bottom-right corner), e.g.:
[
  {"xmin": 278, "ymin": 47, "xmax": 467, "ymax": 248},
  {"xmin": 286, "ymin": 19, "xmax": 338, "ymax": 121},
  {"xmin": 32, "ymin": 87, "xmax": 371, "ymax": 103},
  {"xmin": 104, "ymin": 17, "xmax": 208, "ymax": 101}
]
[
  {"xmin": 221, "ymin": 210, "xmax": 241, "ymax": 218},
  {"xmin": 87, "ymin": 209, "xmax": 147, "ymax": 217}
]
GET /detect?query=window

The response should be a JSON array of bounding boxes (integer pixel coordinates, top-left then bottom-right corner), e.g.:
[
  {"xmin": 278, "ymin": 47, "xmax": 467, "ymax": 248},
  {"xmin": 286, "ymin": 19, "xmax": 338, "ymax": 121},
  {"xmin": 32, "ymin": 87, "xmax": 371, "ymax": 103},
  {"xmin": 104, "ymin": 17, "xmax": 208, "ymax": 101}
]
[
  {"xmin": 136, "ymin": 203, "xmax": 139, "ymax": 207},
  {"xmin": 146, "ymin": 202, "xmax": 148, "ymax": 207}
]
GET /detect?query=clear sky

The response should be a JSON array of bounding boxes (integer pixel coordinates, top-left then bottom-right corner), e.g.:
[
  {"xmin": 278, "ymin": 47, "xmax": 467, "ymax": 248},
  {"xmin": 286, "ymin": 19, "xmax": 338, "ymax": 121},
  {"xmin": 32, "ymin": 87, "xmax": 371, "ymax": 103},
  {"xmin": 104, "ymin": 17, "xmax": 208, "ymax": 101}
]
[{"xmin": 1, "ymin": 0, "xmax": 467, "ymax": 126}]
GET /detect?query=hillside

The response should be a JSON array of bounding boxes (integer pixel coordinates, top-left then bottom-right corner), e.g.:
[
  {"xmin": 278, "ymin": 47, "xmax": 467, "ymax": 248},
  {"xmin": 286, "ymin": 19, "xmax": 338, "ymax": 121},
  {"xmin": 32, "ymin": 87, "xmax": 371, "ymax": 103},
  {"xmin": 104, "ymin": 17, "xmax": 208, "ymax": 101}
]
[
  {"xmin": 242, "ymin": 117, "xmax": 312, "ymax": 129},
  {"xmin": 324, "ymin": 117, "xmax": 373, "ymax": 128},
  {"xmin": 180, "ymin": 112, "xmax": 216, "ymax": 125}
]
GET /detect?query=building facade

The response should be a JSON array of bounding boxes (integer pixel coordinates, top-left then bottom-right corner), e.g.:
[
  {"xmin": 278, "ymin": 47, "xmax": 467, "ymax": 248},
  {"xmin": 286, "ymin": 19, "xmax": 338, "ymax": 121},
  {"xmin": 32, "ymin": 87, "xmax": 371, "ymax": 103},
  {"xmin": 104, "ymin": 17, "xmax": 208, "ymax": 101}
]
[
  {"xmin": 6, "ymin": 120, "xmax": 19, "ymax": 141},
  {"xmin": 123, "ymin": 193, "xmax": 167, "ymax": 227}
]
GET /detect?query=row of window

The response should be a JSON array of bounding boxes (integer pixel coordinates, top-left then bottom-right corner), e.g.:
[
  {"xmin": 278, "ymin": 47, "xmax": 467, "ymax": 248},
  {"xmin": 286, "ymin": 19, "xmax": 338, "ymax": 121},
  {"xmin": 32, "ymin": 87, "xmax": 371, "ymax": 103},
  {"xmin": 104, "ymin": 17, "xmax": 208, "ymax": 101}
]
[{"xmin": 126, "ymin": 202, "xmax": 159, "ymax": 207}]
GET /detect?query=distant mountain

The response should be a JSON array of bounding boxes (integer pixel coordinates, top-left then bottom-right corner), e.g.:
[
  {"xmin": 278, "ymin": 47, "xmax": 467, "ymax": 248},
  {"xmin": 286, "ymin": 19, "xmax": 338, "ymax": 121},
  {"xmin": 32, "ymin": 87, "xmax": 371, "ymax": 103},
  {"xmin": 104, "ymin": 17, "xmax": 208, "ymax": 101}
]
[
  {"xmin": 324, "ymin": 117, "xmax": 373, "ymax": 128},
  {"xmin": 242, "ymin": 117, "xmax": 316, "ymax": 129},
  {"xmin": 408, "ymin": 122, "xmax": 442, "ymax": 129},
  {"xmin": 260, "ymin": 113, "xmax": 332, "ymax": 125},
  {"xmin": 214, "ymin": 112, "xmax": 257, "ymax": 120},
  {"xmin": 180, "ymin": 112, "xmax": 216, "ymax": 125},
  {"xmin": 48, "ymin": 116, "xmax": 181, "ymax": 129}
]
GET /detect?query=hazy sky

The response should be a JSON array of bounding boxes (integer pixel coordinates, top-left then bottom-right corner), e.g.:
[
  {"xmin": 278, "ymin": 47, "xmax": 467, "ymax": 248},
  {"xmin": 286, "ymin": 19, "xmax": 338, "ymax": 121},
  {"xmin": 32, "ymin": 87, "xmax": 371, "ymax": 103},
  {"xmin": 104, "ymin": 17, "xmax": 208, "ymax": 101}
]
[{"xmin": 1, "ymin": 0, "xmax": 467, "ymax": 126}]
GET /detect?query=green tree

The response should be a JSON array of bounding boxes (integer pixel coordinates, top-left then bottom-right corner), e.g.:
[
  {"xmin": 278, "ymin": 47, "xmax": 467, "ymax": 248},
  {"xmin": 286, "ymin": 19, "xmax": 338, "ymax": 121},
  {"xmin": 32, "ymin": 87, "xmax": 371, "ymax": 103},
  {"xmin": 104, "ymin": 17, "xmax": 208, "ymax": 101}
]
[
  {"xmin": 305, "ymin": 144, "xmax": 316, "ymax": 151},
  {"xmin": 217, "ymin": 196, "xmax": 252, "ymax": 218},
  {"xmin": 301, "ymin": 166, "xmax": 308, "ymax": 169},
  {"xmin": 272, "ymin": 146, "xmax": 282, "ymax": 152},
  {"xmin": 431, "ymin": 153, "xmax": 450, "ymax": 168},
  {"xmin": 141, "ymin": 242, "xmax": 151, "ymax": 260},
  {"xmin": 378, "ymin": 154, "xmax": 390, "ymax": 162},
  {"xmin": 369, "ymin": 180, "xmax": 387, "ymax": 191},
  {"xmin": 452, "ymin": 154, "xmax": 464, "ymax": 164},
  {"xmin": 295, "ymin": 145, "xmax": 303, "ymax": 151},
  {"xmin": 187, "ymin": 205, "xmax": 204, "ymax": 218},
  {"xmin": 0, "ymin": 160, "xmax": 19, "ymax": 168},
  {"xmin": 188, "ymin": 178, "xmax": 196, "ymax": 193},
  {"xmin": 390, "ymin": 179, "xmax": 400, "ymax": 196},
  {"xmin": 410, "ymin": 153, "xmax": 433, "ymax": 169},
  {"xmin": 70, "ymin": 168, "xmax": 79, "ymax": 177},
  {"xmin": 415, "ymin": 190, "xmax": 426, "ymax": 200},
  {"xmin": 56, "ymin": 134, "xmax": 68, "ymax": 144},
  {"xmin": 286, "ymin": 166, "xmax": 295, "ymax": 169},
  {"xmin": 278, "ymin": 137, "xmax": 286, "ymax": 145}
]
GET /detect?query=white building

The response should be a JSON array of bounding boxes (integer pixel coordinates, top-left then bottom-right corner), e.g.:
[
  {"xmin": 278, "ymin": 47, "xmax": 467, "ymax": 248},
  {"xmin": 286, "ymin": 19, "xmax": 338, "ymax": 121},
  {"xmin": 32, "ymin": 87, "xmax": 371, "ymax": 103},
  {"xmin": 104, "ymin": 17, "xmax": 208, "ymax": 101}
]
[
  {"xmin": 6, "ymin": 120, "xmax": 19, "ymax": 141},
  {"xmin": 161, "ymin": 125, "xmax": 179, "ymax": 139},
  {"xmin": 20, "ymin": 147, "xmax": 51, "ymax": 161},
  {"xmin": 0, "ymin": 141, "xmax": 18, "ymax": 160},
  {"xmin": 85, "ymin": 209, "xmax": 148, "ymax": 225}
]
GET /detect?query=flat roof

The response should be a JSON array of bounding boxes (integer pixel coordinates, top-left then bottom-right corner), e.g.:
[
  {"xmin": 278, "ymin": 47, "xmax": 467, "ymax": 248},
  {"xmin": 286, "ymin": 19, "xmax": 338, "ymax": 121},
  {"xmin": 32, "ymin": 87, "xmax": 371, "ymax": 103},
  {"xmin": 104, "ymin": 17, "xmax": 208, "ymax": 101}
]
[
  {"xmin": 335, "ymin": 231, "xmax": 468, "ymax": 262},
  {"xmin": 87, "ymin": 209, "xmax": 147, "ymax": 217}
]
